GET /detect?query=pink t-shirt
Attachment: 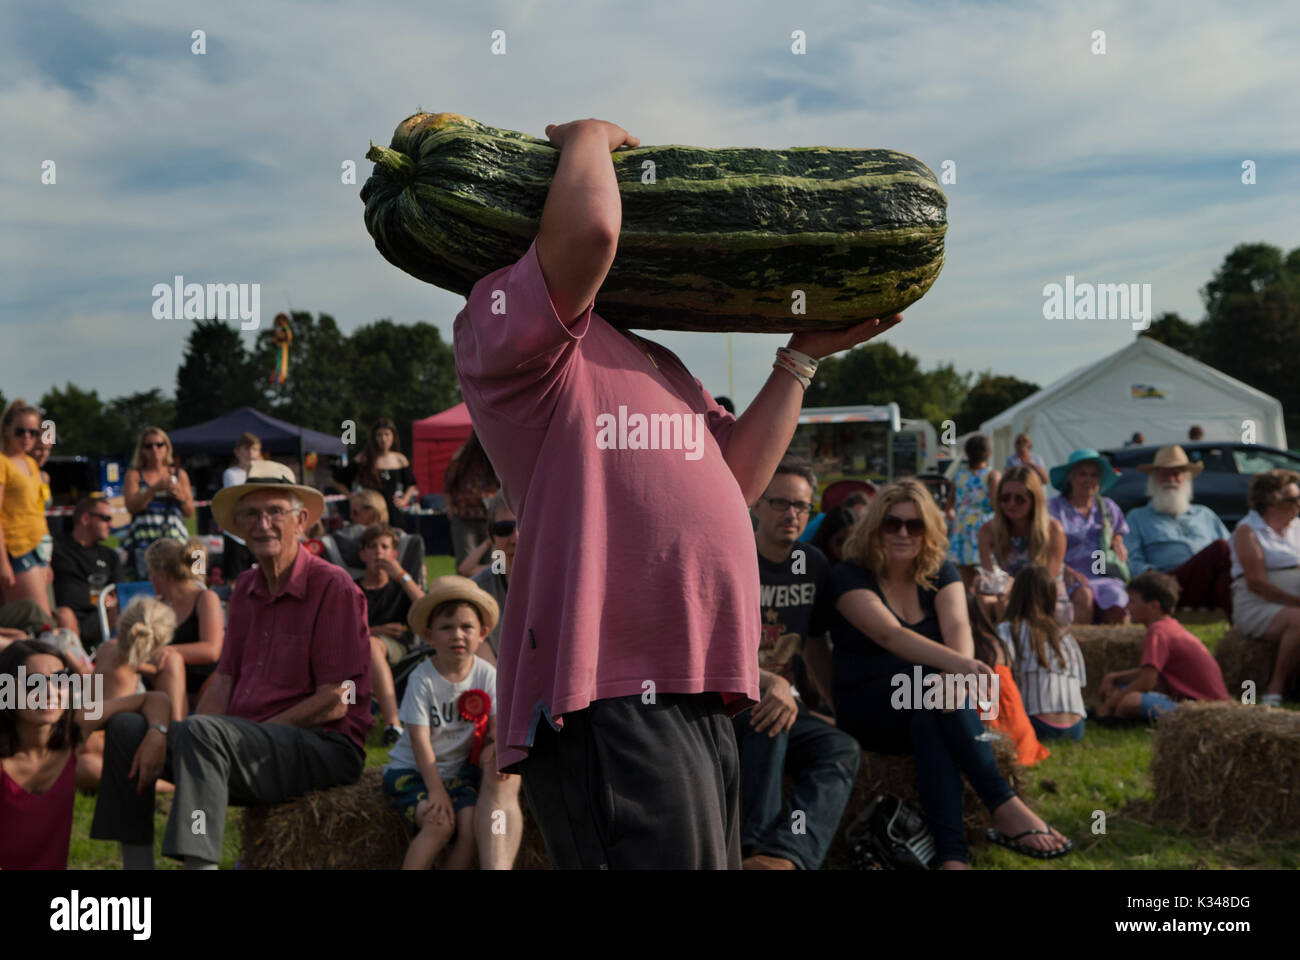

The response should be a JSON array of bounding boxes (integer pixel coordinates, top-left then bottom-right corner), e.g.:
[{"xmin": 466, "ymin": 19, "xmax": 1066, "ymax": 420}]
[
  {"xmin": 1141, "ymin": 617, "xmax": 1230, "ymax": 702},
  {"xmin": 454, "ymin": 238, "xmax": 761, "ymax": 770}
]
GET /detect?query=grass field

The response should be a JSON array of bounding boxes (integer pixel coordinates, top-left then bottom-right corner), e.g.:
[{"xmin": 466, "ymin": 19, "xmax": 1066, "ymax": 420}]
[{"xmin": 65, "ymin": 574, "xmax": 1298, "ymax": 870}]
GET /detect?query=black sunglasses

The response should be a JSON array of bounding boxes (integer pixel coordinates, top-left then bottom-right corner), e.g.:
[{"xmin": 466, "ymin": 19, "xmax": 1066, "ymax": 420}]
[
  {"xmin": 14, "ymin": 427, "xmax": 40, "ymax": 438},
  {"xmin": 144, "ymin": 441, "xmax": 168, "ymax": 448},
  {"xmin": 882, "ymin": 515, "xmax": 925, "ymax": 537},
  {"xmin": 490, "ymin": 520, "xmax": 517, "ymax": 537},
  {"xmin": 90, "ymin": 513, "xmax": 114, "ymax": 523}
]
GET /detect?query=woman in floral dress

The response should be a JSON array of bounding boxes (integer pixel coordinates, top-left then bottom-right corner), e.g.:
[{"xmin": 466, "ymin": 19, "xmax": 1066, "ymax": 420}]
[{"xmin": 946, "ymin": 434, "xmax": 1000, "ymax": 586}]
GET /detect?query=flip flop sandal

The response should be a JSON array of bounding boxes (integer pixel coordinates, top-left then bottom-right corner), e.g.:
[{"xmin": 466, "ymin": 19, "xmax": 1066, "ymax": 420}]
[{"xmin": 986, "ymin": 826, "xmax": 1074, "ymax": 860}]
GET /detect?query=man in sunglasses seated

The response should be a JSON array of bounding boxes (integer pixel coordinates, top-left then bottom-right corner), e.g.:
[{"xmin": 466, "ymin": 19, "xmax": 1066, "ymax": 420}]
[
  {"xmin": 736, "ymin": 457, "xmax": 861, "ymax": 870},
  {"xmin": 470, "ymin": 492, "xmax": 517, "ymax": 666},
  {"xmin": 51, "ymin": 496, "xmax": 124, "ymax": 655}
]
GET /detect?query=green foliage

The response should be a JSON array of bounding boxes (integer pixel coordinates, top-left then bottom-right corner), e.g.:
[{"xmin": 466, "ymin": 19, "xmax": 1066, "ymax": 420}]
[
  {"xmin": 252, "ymin": 312, "xmax": 355, "ymax": 435},
  {"xmin": 39, "ymin": 383, "xmax": 123, "ymax": 458},
  {"xmin": 806, "ymin": 341, "xmax": 971, "ymax": 429},
  {"xmin": 108, "ymin": 389, "xmax": 176, "ymax": 455},
  {"xmin": 175, "ymin": 318, "xmax": 261, "ymax": 428},
  {"xmin": 345, "ymin": 320, "xmax": 460, "ymax": 452},
  {"xmin": 956, "ymin": 373, "xmax": 1040, "ymax": 434},
  {"xmin": 1139, "ymin": 312, "xmax": 1202, "ymax": 357}
]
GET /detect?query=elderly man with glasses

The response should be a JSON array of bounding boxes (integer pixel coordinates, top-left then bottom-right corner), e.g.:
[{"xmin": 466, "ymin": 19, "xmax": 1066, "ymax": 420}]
[
  {"xmin": 90, "ymin": 461, "xmax": 372, "ymax": 869},
  {"xmin": 51, "ymin": 496, "xmax": 124, "ymax": 653}
]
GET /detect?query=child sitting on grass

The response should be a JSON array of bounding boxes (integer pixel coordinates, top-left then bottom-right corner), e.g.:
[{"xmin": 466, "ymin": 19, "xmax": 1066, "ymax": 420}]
[
  {"xmin": 382, "ymin": 576, "xmax": 499, "ymax": 870},
  {"xmin": 1098, "ymin": 570, "xmax": 1230, "ymax": 720},
  {"xmin": 998, "ymin": 564, "xmax": 1088, "ymax": 741}
]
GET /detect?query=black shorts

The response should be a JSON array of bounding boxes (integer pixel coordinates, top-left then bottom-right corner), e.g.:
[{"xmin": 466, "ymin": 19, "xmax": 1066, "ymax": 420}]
[{"xmin": 518, "ymin": 692, "xmax": 741, "ymax": 869}]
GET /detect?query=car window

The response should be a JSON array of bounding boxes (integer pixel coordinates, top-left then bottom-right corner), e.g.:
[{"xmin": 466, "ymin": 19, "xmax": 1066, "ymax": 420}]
[{"xmin": 1232, "ymin": 448, "xmax": 1300, "ymax": 475}]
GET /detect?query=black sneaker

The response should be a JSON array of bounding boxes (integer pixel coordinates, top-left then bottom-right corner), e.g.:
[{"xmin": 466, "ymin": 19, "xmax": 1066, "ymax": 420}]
[{"xmin": 383, "ymin": 725, "xmax": 402, "ymax": 747}]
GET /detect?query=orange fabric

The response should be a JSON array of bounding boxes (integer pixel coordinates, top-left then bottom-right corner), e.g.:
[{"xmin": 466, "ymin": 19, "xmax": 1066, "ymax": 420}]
[{"xmin": 989, "ymin": 664, "xmax": 1050, "ymax": 766}]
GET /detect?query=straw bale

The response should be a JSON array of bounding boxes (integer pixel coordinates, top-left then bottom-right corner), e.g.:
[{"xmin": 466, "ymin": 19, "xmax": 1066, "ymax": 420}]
[
  {"xmin": 1215, "ymin": 629, "xmax": 1298, "ymax": 701},
  {"xmin": 1151, "ymin": 700, "xmax": 1300, "ymax": 838},
  {"xmin": 1071, "ymin": 625, "xmax": 1147, "ymax": 709}
]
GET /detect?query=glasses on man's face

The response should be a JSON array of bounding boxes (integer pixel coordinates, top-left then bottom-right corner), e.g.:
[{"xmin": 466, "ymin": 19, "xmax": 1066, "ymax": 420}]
[
  {"xmin": 764, "ymin": 497, "xmax": 812, "ymax": 515},
  {"xmin": 490, "ymin": 520, "xmax": 517, "ymax": 537},
  {"xmin": 91, "ymin": 513, "xmax": 114, "ymax": 523},
  {"xmin": 882, "ymin": 514, "xmax": 925, "ymax": 537},
  {"xmin": 14, "ymin": 427, "xmax": 40, "ymax": 438},
  {"xmin": 999, "ymin": 492, "xmax": 1029, "ymax": 506},
  {"xmin": 237, "ymin": 506, "xmax": 297, "ymax": 526}
]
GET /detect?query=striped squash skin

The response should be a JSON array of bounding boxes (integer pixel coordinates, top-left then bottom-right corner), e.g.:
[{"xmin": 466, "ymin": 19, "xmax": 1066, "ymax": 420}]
[{"xmin": 361, "ymin": 113, "xmax": 947, "ymax": 333}]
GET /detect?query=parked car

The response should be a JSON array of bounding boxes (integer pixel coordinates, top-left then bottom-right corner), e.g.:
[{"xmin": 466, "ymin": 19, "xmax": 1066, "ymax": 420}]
[{"xmin": 1098, "ymin": 442, "xmax": 1300, "ymax": 528}]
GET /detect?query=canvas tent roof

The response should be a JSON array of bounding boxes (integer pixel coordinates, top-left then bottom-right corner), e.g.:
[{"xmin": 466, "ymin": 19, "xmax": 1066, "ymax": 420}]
[
  {"xmin": 168, "ymin": 406, "xmax": 346, "ymax": 457},
  {"xmin": 981, "ymin": 336, "xmax": 1286, "ymax": 485},
  {"xmin": 411, "ymin": 402, "xmax": 473, "ymax": 495}
]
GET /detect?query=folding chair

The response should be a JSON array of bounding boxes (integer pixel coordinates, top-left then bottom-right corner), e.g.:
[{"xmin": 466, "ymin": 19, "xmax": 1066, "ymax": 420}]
[{"xmin": 96, "ymin": 580, "xmax": 158, "ymax": 651}]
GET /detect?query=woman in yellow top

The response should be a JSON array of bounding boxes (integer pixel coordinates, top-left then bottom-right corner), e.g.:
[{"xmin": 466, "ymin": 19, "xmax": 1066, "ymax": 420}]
[{"xmin": 0, "ymin": 400, "xmax": 54, "ymax": 615}]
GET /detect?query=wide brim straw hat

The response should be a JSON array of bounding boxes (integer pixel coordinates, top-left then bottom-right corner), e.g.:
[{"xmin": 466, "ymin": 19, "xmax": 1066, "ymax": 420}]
[
  {"xmin": 1136, "ymin": 444, "xmax": 1205, "ymax": 477},
  {"xmin": 407, "ymin": 575, "xmax": 500, "ymax": 636},
  {"xmin": 1049, "ymin": 447, "xmax": 1121, "ymax": 494},
  {"xmin": 211, "ymin": 459, "xmax": 325, "ymax": 532}
]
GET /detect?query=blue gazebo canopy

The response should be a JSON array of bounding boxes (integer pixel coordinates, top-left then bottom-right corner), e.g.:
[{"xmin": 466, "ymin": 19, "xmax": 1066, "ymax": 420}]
[{"xmin": 168, "ymin": 407, "xmax": 346, "ymax": 457}]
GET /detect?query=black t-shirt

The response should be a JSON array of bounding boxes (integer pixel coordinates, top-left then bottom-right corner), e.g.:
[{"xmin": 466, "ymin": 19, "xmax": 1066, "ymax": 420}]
[
  {"xmin": 355, "ymin": 576, "xmax": 414, "ymax": 644},
  {"xmin": 51, "ymin": 535, "xmax": 122, "ymax": 646},
  {"xmin": 827, "ymin": 559, "xmax": 962, "ymax": 716},
  {"xmin": 757, "ymin": 543, "xmax": 833, "ymax": 693}
]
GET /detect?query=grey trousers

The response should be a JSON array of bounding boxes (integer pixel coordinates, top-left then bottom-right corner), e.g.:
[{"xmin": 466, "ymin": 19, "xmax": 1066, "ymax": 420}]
[
  {"xmin": 519, "ymin": 692, "xmax": 741, "ymax": 869},
  {"xmin": 89, "ymin": 712, "xmax": 364, "ymax": 862}
]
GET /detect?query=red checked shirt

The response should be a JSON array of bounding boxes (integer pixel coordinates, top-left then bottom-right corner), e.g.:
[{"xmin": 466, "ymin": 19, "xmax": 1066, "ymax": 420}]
[{"xmin": 217, "ymin": 545, "xmax": 373, "ymax": 750}]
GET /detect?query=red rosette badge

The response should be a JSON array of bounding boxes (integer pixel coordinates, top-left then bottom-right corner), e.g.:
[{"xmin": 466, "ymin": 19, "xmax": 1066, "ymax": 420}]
[{"xmin": 458, "ymin": 689, "xmax": 492, "ymax": 765}]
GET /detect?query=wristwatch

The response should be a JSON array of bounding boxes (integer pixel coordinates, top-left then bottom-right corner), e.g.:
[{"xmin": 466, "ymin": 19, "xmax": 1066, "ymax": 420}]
[
  {"xmin": 149, "ymin": 723, "xmax": 168, "ymax": 735},
  {"xmin": 401, "ymin": 573, "xmax": 413, "ymax": 584}
]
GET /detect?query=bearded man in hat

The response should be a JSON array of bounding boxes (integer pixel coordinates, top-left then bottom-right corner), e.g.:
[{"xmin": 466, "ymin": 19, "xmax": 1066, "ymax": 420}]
[
  {"xmin": 90, "ymin": 461, "xmax": 372, "ymax": 869},
  {"xmin": 1123, "ymin": 445, "xmax": 1232, "ymax": 617}
]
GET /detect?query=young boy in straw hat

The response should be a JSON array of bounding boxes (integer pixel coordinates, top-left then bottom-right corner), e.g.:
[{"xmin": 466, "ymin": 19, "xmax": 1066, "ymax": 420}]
[{"xmin": 382, "ymin": 575, "xmax": 500, "ymax": 869}]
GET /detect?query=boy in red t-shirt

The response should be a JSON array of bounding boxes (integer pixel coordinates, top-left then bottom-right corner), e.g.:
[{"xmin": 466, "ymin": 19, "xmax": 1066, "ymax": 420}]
[{"xmin": 1098, "ymin": 571, "xmax": 1230, "ymax": 720}]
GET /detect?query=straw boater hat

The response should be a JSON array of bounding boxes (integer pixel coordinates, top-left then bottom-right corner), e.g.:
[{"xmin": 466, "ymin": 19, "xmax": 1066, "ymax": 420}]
[
  {"xmin": 407, "ymin": 575, "xmax": 500, "ymax": 636},
  {"xmin": 210, "ymin": 460, "xmax": 326, "ymax": 532},
  {"xmin": 1136, "ymin": 444, "xmax": 1204, "ymax": 477}
]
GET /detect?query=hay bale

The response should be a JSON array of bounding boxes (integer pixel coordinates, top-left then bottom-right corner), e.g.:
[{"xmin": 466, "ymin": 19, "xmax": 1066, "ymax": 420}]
[
  {"xmin": 1215, "ymin": 629, "xmax": 1298, "ymax": 701},
  {"xmin": 1151, "ymin": 700, "xmax": 1300, "ymax": 837},
  {"xmin": 240, "ymin": 769, "xmax": 410, "ymax": 869},
  {"xmin": 1071, "ymin": 625, "xmax": 1147, "ymax": 709},
  {"xmin": 240, "ymin": 768, "xmax": 553, "ymax": 869},
  {"xmin": 821, "ymin": 737, "xmax": 1024, "ymax": 868}
]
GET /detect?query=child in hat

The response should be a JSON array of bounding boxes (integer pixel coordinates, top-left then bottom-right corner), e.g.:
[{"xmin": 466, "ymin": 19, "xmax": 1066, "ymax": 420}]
[{"xmin": 381, "ymin": 576, "xmax": 499, "ymax": 869}]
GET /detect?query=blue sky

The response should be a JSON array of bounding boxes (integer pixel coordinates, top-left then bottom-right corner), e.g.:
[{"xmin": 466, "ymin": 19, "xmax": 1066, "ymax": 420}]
[{"xmin": 3, "ymin": 0, "xmax": 1297, "ymax": 413}]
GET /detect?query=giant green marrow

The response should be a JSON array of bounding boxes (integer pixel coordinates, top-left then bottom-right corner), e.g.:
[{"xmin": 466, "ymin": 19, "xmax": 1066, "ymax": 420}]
[{"xmin": 361, "ymin": 112, "xmax": 946, "ymax": 333}]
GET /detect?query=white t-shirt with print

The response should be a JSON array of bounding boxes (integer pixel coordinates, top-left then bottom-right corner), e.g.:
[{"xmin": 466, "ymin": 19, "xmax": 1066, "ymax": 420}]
[{"xmin": 385, "ymin": 656, "xmax": 497, "ymax": 781}]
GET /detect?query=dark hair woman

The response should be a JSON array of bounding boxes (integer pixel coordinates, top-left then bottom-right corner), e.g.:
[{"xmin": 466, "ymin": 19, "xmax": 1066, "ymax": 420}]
[
  {"xmin": 334, "ymin": 419, "xmax": 419, "ymax": 524},
  {"xmin": 811, "ymin": 506, "xmax": 857, "ymax": 565},
  {"xmin": 443, "ymin": 430, "xmax": 501, "ymax": 569}
]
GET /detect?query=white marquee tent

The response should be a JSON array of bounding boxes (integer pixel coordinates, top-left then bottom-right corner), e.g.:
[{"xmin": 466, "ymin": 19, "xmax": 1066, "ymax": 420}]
[{"xmin": 981, "ymin": 336, "xmax": 1287, "ymax": 484}]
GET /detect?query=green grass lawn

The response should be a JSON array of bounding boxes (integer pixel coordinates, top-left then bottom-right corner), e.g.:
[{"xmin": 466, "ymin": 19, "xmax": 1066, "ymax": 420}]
[{"xmin": 66, "ymin": 604, "xmax": 1294, "ymax": 869}]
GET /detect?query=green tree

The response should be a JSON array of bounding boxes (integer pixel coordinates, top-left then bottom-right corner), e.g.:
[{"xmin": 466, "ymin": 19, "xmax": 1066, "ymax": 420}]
[
  {"xmin": 955, "ymin": 373, "xmax": 1040, "ymax": 434},
  {"xmin": 806, "ymin": 342, "xmax": 970, "ymax": 429},
  {"xmin": 39, "ymin": 383, "xmax": 124, "ymax": 458},
  {"xmin": 346, "ymin": 319, "xmax": 460, "ymax": 450},
  {"xmin": 252, "ymin": 312, "xmax": 354, "ymax": 436},
  {"xmin": 108, "ymin": 389, "xmax": 177, "ymax": 455},
  {"xmin": 1140, "ymin": 312, "xmax": 1202, "ymax": 357},
  {"xmin": 175, "ymin": 318, "xmax": 261, "ymax": 427},
  {"xmin": 1197, "ymin": 243, "xmax": 1300, "ymax": 437}
]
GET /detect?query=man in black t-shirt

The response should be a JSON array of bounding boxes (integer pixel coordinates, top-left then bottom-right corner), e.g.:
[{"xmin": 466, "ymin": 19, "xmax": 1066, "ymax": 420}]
[
  {"xmin": 52, "ymin": 497, "xmax": 123, "ymax": 653},
  {"xmin": 736, "ymin": 458, "xmax": 861, "ymax": 870}
]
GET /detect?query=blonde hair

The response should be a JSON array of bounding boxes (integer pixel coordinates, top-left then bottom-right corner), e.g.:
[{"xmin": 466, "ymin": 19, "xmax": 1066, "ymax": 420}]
[
  {"xmin": 2, "ymin": 398, "xmax": 40, "ymax": 447},
  {"xmin": 351, "ymin": 489, "xmax": 388, "ymax": 525},
  {"xmin": 131, "ymin": 426, "xmax": 175, "ymax": 470},
  {"xmin": 117, "ymin": 596, "xmax": 177, "ymax": 668},
  {"xmin": 841, "ymin": 478, "xmax": 949, "ymax": 589},
  {"xmin": 991, "ymin": 465, "xmax": 1051, "ymax": 569},
  {"xmin": 146, "ymin": 537, "xmax": 208, "ymax": 583}
]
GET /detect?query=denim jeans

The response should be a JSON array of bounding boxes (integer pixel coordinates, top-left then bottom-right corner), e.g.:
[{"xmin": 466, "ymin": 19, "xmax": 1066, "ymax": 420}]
[
  {"xmin": 732, "ymin": 699, "xmax": 861, "ymax": 869},
  {"xmin": 838, "ymin": 698, "xmax": 1015, "ymax": 864},
  {"xmin": 1029, "ymin": 715, "xmax": 1085, "ymax": 741}
]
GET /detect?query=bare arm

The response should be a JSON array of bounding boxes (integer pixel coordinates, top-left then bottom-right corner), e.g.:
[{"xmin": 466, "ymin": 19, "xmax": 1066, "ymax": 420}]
[
  {"xmin": 123, "ymin": 469, "xmax": 154, "ymax": 514},
  {"xmin": 77, "ymin": 689, "xmax": 171, "ymax": 735},
  {"xmin": 176, "ymin": 469, "xmax": 195, "ymax": 517},
  {"xmin": 0, "ymin": 479, "xmax": 9, "ymax": 584},
  {"xmin": 835, "ymin": 589, "xmax": 980, "ymax": 674},
  {"xmin": 195, "ymin": 671, "xmax": 232, "ymax": 715},
  {"xmin": 535, "ymin": 120, "xmax": 636, "ymax": 326},
  {"xmin": 986, "ymin": 468, "xmax": 1002, "ymax": 508},
  {"xmin": 168, "ymin": 591, "xmax": 224, "ymax": 666},
  {"xmin": 977, "ymin": 521, "xmax": 995, "ymax": 570},
  {"xmin": 264, "ymin": 683, "xmax": 350, "ymax": 728},
  {"xmin": 457, "ymin": 538, "xmax": 491, "ymax": 577},
  {"xmin": 1045, "ymin": 519, "xmax": 1066, "ymax": 580},
  {"xmin": 934, "ymin": 581, "xmax": 976, "ymax": 659},
  {"xmin": 1236, "ymin": 525, "xmax": 1300, "ymax": 606}
]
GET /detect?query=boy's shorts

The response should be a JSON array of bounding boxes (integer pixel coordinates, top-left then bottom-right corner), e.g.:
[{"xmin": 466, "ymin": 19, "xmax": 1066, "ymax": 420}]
[
  {"xmin": 1139, "ymin": 691, "xmax": 1179, "ymax": 720},
  {"xmin": 382, "ymin": 763, "xmax": 481, "ymax": 829}
]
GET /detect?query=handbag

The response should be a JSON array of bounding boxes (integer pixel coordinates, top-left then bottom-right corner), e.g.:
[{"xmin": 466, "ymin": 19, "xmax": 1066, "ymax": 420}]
[
  {"xmin": 845, "ymin": 794, "xmax": 938, "ymax": 870},
  {"xmin": 1098, "ymin": 501, "xmax": 1131, "ymax": 583}
]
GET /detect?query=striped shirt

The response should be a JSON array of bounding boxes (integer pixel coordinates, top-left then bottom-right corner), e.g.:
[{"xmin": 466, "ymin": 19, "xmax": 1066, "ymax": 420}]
[{"xmin": 998, "ymin": 620, "xmax": 1087, "ymax": 717}]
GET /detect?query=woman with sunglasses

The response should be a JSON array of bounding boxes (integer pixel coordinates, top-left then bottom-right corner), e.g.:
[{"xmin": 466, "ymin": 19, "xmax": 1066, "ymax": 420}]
[
  {"xmin": 0, "ymin": 400, "xmax": 55, "ymax": 615},
  {"xmin": 827, "ymin": 478, "xmax": 1072, "ymax": 866},
  {"xmin": 976, "ymin": 465, "xmax": 1071, "ymax": 623},
  {"xmin": 0, "ymin": 639, "xmax": 172, "ymax": 869},
  {"xmin": 122, "ymin": 427, "xmax": 194, "ymax": 580},
  {"xmin": 467, "ymin": 492, "xmax": 518, "ymax": 662},
  {"xmin": 1229, "ymin": 469, "xmax": 1300, "ymax": 706}
]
